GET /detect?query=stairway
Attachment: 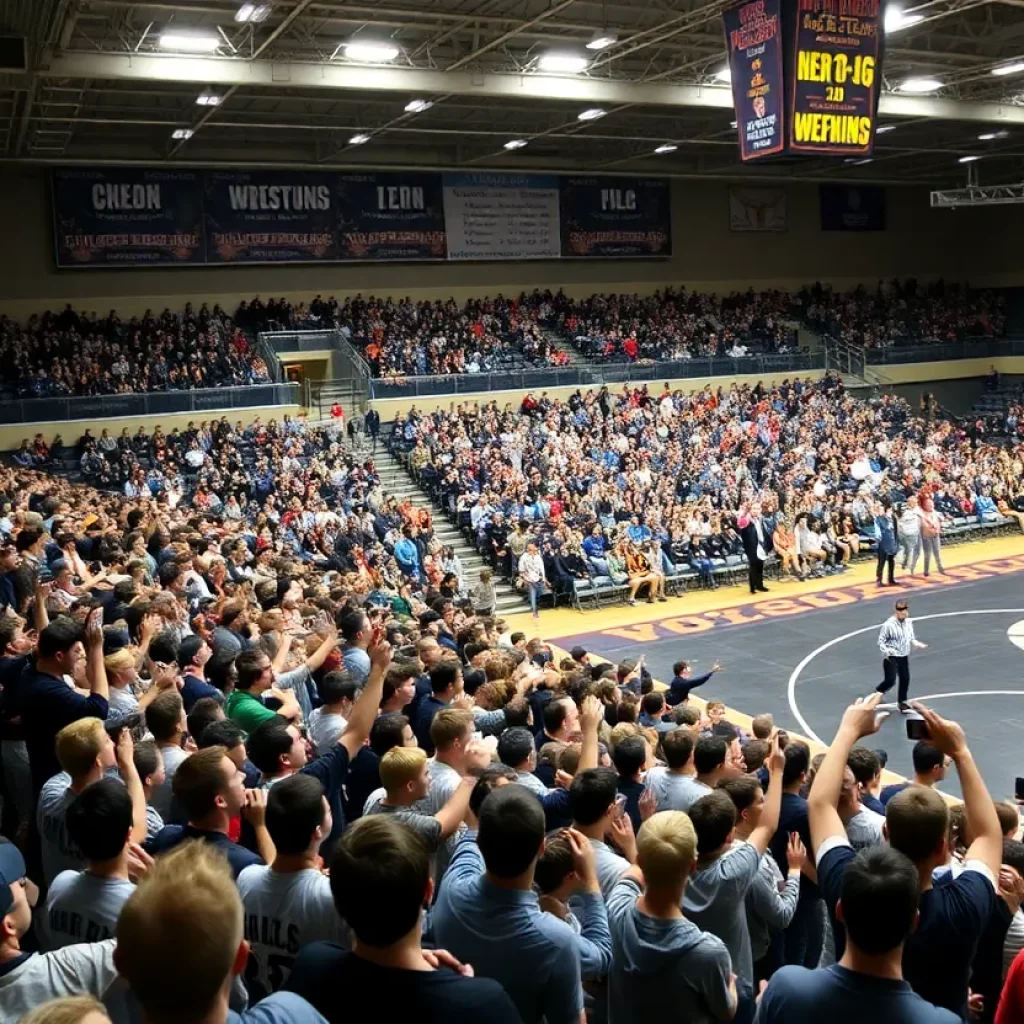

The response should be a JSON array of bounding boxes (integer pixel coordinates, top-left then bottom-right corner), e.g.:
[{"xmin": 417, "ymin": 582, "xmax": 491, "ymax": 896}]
[
  {"xmin": 370, "ymin": 447, "xmax": 527, "ymax": 615},
  {"xmin": 544, "ymin": 327, "xmax": 589, "ymax": 368}
]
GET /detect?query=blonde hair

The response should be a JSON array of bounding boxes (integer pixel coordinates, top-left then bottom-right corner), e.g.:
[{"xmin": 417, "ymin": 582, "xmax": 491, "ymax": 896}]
[
  {"xmin": 379, "ymin": 746, "xmax": 427, "ymax": 792},
  {"xmin": 115, "ymin": 841, "xmax": 242, "ymax": 1024},
  {"xmin": 104, "ymin": 649, "xmax": 135, "ymax": 676},
  {"xmin": 20, "ymin": 997, "xmax": 110, "ymax": 1024},
  {"xmin": 55, "ymin": 718, "xmax": 106, "ymax": 778},
  {"xmin": 609, "ymin": 722, "xmax": 640, "ymax": 752},
  {"xmin": 429, "ymin": 708, "xmax": 474, "ymax": 752},
  {"xmin": 636, "ymin": 811, "xmax": 698, "ymax": 889}
]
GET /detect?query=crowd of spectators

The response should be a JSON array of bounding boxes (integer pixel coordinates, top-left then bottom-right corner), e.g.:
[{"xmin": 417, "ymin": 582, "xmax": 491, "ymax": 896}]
[
  {"xmin": 800, "ymin": 279, "xmax": 1008, "ymax": 350},
  {"xmin": 551, "ymin": 287, "xmax": 798, "ymax": 363},
  {"xmin": 394, "ymin": 374, "xmax": 1024, "ymax": 607},
  {"xmin": 0, "ymin": 363, "xmax": 1019, "ymax": 1021},
  {"xmin": 0, "ymin": 305, "xmax": 271, "ymax": 399}
]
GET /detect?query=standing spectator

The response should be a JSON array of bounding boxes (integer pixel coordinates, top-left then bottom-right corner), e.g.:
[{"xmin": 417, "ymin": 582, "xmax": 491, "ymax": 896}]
[{"xmin": 518, "ymin": 542, "xmax": 547, "ymax": 620}]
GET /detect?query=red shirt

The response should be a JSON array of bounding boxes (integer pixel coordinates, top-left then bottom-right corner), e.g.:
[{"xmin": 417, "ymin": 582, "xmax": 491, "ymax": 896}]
[{"xmin": 997, "ymin": 947, "xmax": 1024, "ymax": 1024}]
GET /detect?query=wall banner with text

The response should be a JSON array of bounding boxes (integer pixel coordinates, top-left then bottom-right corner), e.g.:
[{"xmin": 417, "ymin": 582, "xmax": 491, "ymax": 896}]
[
  {"xmin": 443, "ymin": 173, "xmax": 561, "ymax": 261},
  {"xmin": 723, "ymin": 0, "xmax": 786, "ymax": 161},
  {"xmin": 786, "ymin": 0, "xmax": 885, "ymax": 156},
  {"xmin": 559, "ymin": 176, "xmax": 672, "ymax": 258},
  {"xmin": 51, "ymin": 168, "xmax": 205, "ymax": 267},
  {"xmin": 335, "ymin": 172, "xmax": 447, "ymax": 261},
  {"xmin": 820, "ymin": 184, "xmax": 886, "ymax": 230},
  {"xmin": 204, "ymin": 170, "xmax": 337, "ymax": 263}
]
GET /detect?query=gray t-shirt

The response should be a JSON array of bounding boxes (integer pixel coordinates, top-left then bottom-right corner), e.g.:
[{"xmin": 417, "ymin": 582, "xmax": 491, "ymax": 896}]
[
  {"xmin": 236, "ymin": 865, "xmax": 350, "ymax": 1000},
  {"xmin": 145, "ymin": 803, "xmax": 165, "ymax": 840},
  {"xmin": 846, "ymin": 807, "xmax": 886, "ymax": 851},
  {"xmin": 108, "ymin": 686, "xmax": 140, "ymax": 720},
  {"xmin": 342, "ymin": 647, "xmax": 370, "ymax": 685},
  {"xmin": 591, "ymin": 839, "xmax": 631, "ymax": 902},
  {"xmin": 37, "ymin": 773, "xmax": 84, "ymax": 888},
  {"xmin": 607, "ymin": 876, "xmax": 733, "ymax": 1024},
  {"xmin": 683, "ymin": 841, "xmax": 761, "ymax": 985},
  {"xmin": 363, "ymin": 799, "xmax": 443, "ymax": 853},
  {"xmin": 307, "ymin": 707, "xmax": 346, "ymax": 756},
  {"xmin": 150, "ymin": 743, "xmax": 189, "ymax": 821},
  {"xmin": 45, "ymin": 871, "xmax": 135, "ymax": 949},
  {"xmin": 645, "ymin": 768, "xmax": 712, "ymax": 813}
]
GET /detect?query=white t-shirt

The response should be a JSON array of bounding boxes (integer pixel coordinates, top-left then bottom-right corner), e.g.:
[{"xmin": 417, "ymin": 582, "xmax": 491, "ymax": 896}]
[
  {"xmin": 45, "ymin": 871, "xmax": 135, "ymax": 949},
  {"xmin": 236, "ymin": 866, "xmax": 350, "ymax": 1001},
  {"xmin": 37, "ymin": 773, "xmax": 84, "ymax": 888},
  {"xmin": 307, "ymin": 708, "xmax": 346, "ymax": 756}
]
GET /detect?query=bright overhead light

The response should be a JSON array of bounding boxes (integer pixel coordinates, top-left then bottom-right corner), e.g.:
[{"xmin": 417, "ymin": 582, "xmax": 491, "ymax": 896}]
[
  {"xmin": 978, "ymin": 130, "xmax": 1009, "ymax": 140},
  {"xmin": 876, "ymin": 124, "xmax": 896, "ymax": 133},
  {"xmin": 586, "ymin": 31, "xmax": 617, "ymax": 50},
  {"xmin": 349, "ymin": 133, "xmax": 371, "ymax": 145},
  {"xmin": 992, "ymin": 61, "xmax": 1024, "ymax": 77},
  {"xmin": 235, "ymin": 3, "xmax": 271, "ymax": 22},
  {"xmin": 577, "ymin": 107, "xmax": 606, "ymax": 121},
  {"xmin": 898, "ymin": 76, "xmax": 942, "ymax": 93},
  {"xmin": 171, "ymin": 128, "xmax": 194, "ymax": 140},
  {"xmin": 343, "ymin": 40, "xmax": 400, "ymax": 62},
  {"xmin": 404, "ymin": 99, "xmax": 432, "ymax": 114},
  {"xmin": 715, "ymin": 66, "xmax": 731, "ymax": 83},
  {"xmin": 852, "ymin": 158, "xmax": 873, "ymax": 165},
  {"xmin": 730, "ymin": 120, "xmax": 738, "ymax": 128},
  {"xmin": 195, "ymin": 90, "xmax": 221, "ymax": 106},
  {"xmin": 958, "ymin": 155, "xmax": 981, "ymax": 163},
  {"xmin": 538, "ymin": 51, "xmax": 589, "ymax": 73},
  {"xmin": 504, "ymin": 139, "xmax": 528, "ymax": 150},
  {"xmin": 885, "ymin": 7, "xmax": 924, "ymax": 31},
  {"xmin": 654, "ymin": 143, "xmax": 678, "ymax": 154},
  {"xmin": 158, "ymin": 31, "xmax": 220, "ymax": 53}
]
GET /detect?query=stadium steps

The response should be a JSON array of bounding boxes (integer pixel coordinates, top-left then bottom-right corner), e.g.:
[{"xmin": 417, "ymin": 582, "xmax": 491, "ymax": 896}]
[
  {"xmin": 543, "ymin": 328, "xmax": 588, "ymax": 368},
  {"xmin": 371, "ymin": 448, "xmax": 528, "ymax": 615}
]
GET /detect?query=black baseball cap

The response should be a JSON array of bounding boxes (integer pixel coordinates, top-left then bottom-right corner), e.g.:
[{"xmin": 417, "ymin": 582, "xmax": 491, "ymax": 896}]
[{"xmin": 570, "ymin": 646, "xmax": 588, "ymax": 661}]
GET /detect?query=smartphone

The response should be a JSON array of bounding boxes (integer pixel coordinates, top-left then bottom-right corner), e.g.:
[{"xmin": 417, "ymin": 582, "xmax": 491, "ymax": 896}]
[
  {"xmin": 777, "ymin": 730, "xmax": 789, "ymax": 750},
  {"xmin": 105, "ymin": 711, "xmax": 144, "ymax": 740},
  {"xmin": 1015, "ymin": 777, "xmax": 1024, "ymax": 801},
  {"xmin": 906, "ymin": 715, "xmax": 930, "ymax": 741},
  {"xmin": 612, "ymin": 793, "xmax": 628, "ymax": 819}
]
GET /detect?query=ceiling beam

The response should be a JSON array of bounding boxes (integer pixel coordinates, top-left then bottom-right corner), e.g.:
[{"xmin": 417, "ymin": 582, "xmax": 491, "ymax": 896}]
[{"xmin": 35, "ymin": 51, "xmax": 1024, "ymax": 126}]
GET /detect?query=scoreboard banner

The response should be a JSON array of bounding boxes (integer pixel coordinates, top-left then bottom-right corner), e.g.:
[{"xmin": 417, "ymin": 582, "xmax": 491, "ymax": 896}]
[
  {"xmin": 204, "ymin": 170, "xmax": 337, "ymax": 263},
  {"xmin": 335, "ymin": 172, "xmax": 447, "ymax": 261},
  {"xmin": 787, "ymin": 0, "xmax": 884, "ymax": 155},
  {"xmin": 52, "ymin": 168, "xmax": 204, "ymax": 267},
  {"xmin": 723, "ymin": 0, "xmax": 786, "ymax": 160},
  {"xmin": 559, "ymin": 177, "xmax": 672, "ymax": 258}
]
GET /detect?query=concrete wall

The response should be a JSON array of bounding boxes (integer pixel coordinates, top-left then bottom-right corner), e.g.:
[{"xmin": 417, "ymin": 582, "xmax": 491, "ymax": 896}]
[{"xmin": 2, "ymin": 166, "xmax": 1021, "ymax": 319}]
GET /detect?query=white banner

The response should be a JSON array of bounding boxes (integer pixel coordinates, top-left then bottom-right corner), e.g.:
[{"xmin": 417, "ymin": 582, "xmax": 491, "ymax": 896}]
[
  {"xmin": 729, "ymin": 186, "xmax": 788, "ymax": 232},
  {"xmin": 442, "ymin": 172, "xmax": 561, "ymax": 261}
]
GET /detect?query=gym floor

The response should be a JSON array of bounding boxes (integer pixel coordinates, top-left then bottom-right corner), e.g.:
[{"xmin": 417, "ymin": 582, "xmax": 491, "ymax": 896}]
[{"xmin": 525, "ymin": 535, "xmax": 1024, "ymax": 800}]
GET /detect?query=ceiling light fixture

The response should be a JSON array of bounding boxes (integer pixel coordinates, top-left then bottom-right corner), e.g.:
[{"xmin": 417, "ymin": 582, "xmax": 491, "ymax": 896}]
[
  {"xmin": 404, "ymin": 99, "xmax": 432, "ymax": 114},
  {"xmin": 978, "ymin": 130, "xmax": 1009, "ymax": 140},
  {"xmin": 171, "ymin": 128, "xmax": 194, "ymax": 140},
  {"xmin": 235, "ymin": 3, "xmax": 271, "ymax": 23},
  {"xmin": 654, "ymin": 143, "xmax": 678, "ymax": 154},
  {"xmin": 876, "ymin": 124, "xmax": 896, "ymax": 133},
  {"xmin": 538, "ymin": 51, "xmax": 589, "ymax": 73},
  {"xmin": 992, "ymin": 61, "xmax": 1024, "ymax": 77},
  {"xmin": 195, "ymin": 90, "xmax": 221, "ymax": 106},
  {"xmin": 504, "ymin": 139, "xmax": 528, "ymax": 150},
  {"xmin": 898, "ymin": 76, "xmax": 942, "ymax": 93},
  {"xmin": 715, "ymin": 66, "xmax": 732, "ymax": 83},
  {"xmin": 730, "ymin": 120, "xmax": 738, "ymax": 128},
  {"xmin": 586, "ymin": 30, "xmax": 617, "ymax": 50},
  {"xmin": 158, "ymin": 31, "xmax": 220, "ymax": 53},
  {"xmin": 349, "ymin": 133, "xmax": 371, "ymax": 145},
  {"xmin": 343, "ymin": 40, "xmax": 400, "ymax": 62},
  {"xmin": 958, "ymin": 155, "xmax": 981, "ymax": 163},
  {"xmin": 885, "ymin": 7, "xmax": 924, "ymax": 31},
  {"xmin": 577, "ymin": 107, "xmax": 606, "ymax": 121}
]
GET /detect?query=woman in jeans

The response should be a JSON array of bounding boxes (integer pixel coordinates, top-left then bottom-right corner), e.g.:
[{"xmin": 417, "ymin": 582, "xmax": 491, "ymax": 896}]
[
  {"xmin": 517, "ymin": 541, "xmax": 547, "ymax": 619},
  {"xmin": 918, "ymin": 495, "xmax": 945, "ymax": 575},
  {"xmin": 897, "ymin": 495, "xmax": 923, "ymax": 574}
]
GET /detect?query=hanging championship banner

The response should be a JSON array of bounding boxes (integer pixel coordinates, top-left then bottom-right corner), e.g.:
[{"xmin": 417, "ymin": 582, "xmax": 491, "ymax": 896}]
[
  {"xmin": 787, "ymin": 0, "xmax": 884, "ymax": 156},
  {"xmin": 723, "ymin": 0, "xmax": 786, "ymax": 161}
]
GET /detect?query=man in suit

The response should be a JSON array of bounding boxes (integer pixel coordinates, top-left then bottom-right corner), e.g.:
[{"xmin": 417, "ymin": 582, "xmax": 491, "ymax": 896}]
[{"xmin": 737, "ymin": 502, "xmax": 772, "ymax": 595}]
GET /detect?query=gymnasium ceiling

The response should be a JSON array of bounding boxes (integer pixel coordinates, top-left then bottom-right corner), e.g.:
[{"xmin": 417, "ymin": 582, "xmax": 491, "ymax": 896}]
[{"xmin": 2, "ymin": 0, "xmax": 1024, "ymax": 184}]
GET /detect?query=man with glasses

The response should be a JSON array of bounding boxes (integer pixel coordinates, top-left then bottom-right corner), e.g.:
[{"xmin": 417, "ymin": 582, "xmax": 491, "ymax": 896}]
[{"xmin": 875, "ymin": 600, "xmax": 928, "ymax": 712}]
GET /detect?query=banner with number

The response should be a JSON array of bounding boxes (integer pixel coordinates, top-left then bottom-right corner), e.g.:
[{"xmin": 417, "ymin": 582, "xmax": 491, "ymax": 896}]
[
  {"xmin": 51, "ymin": 168, "xmax": 204, "ymax": 267},
  {"xmin": 335, "ymin": 172, "xmax": 447, "ymax": 261},
  {"xmin": 559, "ymin": 177, "xmax": 672, "ymax": 258},
  {"xmin": 724, "ymin": 0, "xmax": 786, "ymax": 161},
  {"xmin": 204, "ymin": 170, "xmax": 337, "ymax": 263},
  {"xmin": 787, "ymin": 0, "xmax": 884, "ymax": 156},
  {"xmin": 443, "ymin": 173, "xmax": 561, "ymax": 261},
  {"xmin": 820, "ymin": 184, "xmax": 886, "ymax": 230}
]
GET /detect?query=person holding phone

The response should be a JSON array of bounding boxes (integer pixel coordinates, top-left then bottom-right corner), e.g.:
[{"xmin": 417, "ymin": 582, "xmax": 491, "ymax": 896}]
[{"xmin": 875, "ymin": 600, "xmax": 927, "ymax": 712}]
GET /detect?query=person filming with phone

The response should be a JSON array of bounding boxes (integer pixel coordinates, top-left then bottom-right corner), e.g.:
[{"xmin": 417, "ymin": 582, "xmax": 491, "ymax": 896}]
[{"xmin": 875, "ymin": 600, "xmax": 927, "ymax": 712}]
